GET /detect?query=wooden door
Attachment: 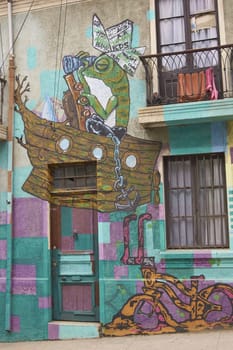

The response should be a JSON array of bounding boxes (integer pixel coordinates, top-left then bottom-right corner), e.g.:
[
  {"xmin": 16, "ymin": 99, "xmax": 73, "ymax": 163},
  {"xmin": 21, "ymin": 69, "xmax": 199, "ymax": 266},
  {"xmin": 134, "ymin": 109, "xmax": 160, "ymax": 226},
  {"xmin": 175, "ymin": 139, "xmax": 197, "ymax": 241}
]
[{"xmin": 51, "ymin": 205, "xmax": 99, "ymax": 321}]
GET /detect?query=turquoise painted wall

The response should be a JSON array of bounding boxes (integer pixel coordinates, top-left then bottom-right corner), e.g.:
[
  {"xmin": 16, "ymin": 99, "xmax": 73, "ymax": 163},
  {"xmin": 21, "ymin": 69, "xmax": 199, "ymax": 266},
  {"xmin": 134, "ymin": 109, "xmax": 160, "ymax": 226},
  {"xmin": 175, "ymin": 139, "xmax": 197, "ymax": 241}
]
[{"xmin": 1, "ymin": 0, "xmax": 233, "ymax": 341}]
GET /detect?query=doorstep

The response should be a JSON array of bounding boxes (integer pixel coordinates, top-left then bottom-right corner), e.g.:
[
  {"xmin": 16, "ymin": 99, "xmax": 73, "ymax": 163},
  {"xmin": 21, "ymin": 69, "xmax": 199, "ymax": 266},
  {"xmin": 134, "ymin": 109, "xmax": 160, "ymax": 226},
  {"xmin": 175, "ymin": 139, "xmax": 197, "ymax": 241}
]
[{"xmin": 48, "ymin": 321, "xmax": 101, "ymax": 340}]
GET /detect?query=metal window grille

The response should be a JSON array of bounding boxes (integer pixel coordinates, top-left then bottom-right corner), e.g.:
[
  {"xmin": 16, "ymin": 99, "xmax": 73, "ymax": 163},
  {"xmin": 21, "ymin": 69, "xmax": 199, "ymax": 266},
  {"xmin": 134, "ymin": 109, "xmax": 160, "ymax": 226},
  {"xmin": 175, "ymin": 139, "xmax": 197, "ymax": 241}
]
[
  {"xmin": 164, "ymin": 153, "xmax": 229, "ymax": 249},
  {"xmin": 51, "ymin": 162, "xmax": 97, "ymax": 190}
]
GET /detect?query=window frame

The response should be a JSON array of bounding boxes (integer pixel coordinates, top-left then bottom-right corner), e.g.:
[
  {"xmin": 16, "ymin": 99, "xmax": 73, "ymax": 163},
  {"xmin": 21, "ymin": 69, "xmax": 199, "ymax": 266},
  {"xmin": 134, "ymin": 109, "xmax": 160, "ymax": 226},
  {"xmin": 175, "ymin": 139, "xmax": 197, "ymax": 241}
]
[
  {"xmin": 49, "ymin": 161, "xmax": 97, "ymax": 194},
  {"xmin": 154, "ymin": 0, "xmax": 222, "ymax": 104},
  {"xmin": 163, "ymin": 152, "xmax": 229, "ymax": 249},
  {"xmin": 155, "ymin": 0, "xmax": 220, "ymax": 54}
]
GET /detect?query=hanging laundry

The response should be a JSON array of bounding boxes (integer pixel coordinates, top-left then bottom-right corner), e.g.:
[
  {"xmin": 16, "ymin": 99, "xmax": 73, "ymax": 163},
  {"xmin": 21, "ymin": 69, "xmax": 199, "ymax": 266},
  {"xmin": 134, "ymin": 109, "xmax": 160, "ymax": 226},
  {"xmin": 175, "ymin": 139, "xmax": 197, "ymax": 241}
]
[
  {"xmin": 177, "ymin": 71, "xmax": 206, "ymax": 102},
  {"xmin": 205, "ymin": 67, "xmax": 218, "ymax": 100}
]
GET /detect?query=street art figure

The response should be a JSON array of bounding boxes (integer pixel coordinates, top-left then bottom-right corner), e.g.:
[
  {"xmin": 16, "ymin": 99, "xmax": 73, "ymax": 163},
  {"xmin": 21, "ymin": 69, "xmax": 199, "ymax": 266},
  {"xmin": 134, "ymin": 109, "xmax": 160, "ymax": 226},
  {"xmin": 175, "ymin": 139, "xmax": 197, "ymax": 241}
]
[
  {"xmin": 100, "ymin": 213, "xmax": 233, "ymax": 335},
  {"xmin": 14, "ymin": 14, "xmax": 161, "ymax": 212},
  {"xmin": 104, "ymin": 265, "xmax": 233, "ymax": 335}
]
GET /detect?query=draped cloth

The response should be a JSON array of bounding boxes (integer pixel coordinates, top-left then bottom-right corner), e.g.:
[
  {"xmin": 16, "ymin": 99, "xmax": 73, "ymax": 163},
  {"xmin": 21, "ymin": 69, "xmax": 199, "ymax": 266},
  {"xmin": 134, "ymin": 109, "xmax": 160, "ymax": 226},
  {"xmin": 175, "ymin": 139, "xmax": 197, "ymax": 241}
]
[
  {"xmin": 177, "ymin": 71, "xmax": 206, "ymax": 102},
  {"xmin": 178, "ymin": 68, "xmax": 218, "ymax": 102},
  {"xmin": 205, "ymin": 67, "xmax": 218, "ymax": 100}
]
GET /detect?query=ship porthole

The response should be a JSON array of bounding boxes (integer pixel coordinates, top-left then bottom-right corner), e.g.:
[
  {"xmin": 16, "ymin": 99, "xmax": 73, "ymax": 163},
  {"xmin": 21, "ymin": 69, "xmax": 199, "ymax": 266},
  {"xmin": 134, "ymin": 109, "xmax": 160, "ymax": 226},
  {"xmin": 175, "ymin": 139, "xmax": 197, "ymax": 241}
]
[
  {"xmin": 57, "ymin": 136, "xmax": 72, "ymax": 153},
  {"xmin": 125, "ymin": 154, "xmax": 137, "ymax": 168},
  {"xmin": 92, "ymin": 145, "xmax": 106, "ymax": 160}
]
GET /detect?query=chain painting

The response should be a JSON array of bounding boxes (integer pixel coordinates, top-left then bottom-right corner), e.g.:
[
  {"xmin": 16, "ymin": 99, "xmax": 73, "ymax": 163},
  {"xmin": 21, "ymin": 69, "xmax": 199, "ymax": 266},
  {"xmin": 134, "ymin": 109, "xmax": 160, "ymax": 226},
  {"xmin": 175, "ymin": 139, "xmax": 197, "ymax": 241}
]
[{"xmin": 14, "ymin": 14, "xmax": 161, "ymax": 212}]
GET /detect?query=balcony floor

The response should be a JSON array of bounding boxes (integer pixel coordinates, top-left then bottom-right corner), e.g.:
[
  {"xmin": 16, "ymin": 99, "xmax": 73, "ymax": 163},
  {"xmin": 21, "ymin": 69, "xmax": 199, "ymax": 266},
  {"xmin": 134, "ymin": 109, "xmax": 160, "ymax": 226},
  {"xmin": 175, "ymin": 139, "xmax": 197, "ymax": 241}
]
[{"xmin": 138, "ymin": 98, "xmax": 233, "ymax": 128}]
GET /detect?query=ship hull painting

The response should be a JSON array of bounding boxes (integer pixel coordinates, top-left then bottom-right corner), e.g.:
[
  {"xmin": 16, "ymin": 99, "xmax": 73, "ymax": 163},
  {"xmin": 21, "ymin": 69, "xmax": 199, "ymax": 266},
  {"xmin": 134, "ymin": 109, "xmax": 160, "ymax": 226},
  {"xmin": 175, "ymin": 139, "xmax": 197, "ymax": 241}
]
[
  {"xmin": 14, "ymin": 78, "xmax": 161, "ymax": 212},
  {"xmin": 14, "ymin": 14, "xmax": 161, "ymax": 213}
]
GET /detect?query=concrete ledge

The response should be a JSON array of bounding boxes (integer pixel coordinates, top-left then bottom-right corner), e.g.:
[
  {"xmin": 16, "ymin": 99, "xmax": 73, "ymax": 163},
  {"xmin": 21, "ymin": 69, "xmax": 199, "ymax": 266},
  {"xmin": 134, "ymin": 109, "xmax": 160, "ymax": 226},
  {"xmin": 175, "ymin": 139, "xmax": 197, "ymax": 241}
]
[
  {"xmin": 138, "ymin": 98, "xmax": 233, "ymax": 128},
  {"xmin": 48, "ymin": 321, "xmax": 101, "ymax": 340}
]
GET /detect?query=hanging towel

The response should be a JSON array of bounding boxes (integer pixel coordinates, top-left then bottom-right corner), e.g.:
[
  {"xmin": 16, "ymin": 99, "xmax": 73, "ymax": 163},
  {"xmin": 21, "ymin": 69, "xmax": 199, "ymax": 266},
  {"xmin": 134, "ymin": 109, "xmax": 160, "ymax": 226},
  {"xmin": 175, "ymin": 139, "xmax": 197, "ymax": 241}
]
[
  {"xmin": 177, "ymin": 71, "xmax": 206, "ymax": 103},
  {"xmin": 205, "ymin": 67, "xmax": 218, "ymax": 100}
]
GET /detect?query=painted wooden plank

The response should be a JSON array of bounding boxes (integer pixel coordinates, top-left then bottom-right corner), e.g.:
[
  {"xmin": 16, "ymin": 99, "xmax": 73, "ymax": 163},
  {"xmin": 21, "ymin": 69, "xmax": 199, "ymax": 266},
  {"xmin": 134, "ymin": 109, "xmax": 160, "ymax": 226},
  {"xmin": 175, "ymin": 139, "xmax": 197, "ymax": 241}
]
[{"xmin": 62, "ymin": 284, "xmax": 92, "ymax": 312}]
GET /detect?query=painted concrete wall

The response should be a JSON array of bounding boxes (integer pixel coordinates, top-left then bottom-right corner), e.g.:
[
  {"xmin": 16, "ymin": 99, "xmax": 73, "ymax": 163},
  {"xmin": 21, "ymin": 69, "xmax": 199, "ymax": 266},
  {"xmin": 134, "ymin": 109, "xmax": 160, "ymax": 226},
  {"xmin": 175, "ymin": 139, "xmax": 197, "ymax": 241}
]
[
  {"xmin": 223, "ymin": 0, "xmax": 233, "ymax": 44},
  {"xmin": 1, "ymin": 0, "xmax": 233, "ymax": 341},
  {"xmin": 102, "ymin": 120, "xmax": 233, "ymax": 335},
  {"xmin": 0, "ymin": 0, "xmax": 151, "ymax": 341}
]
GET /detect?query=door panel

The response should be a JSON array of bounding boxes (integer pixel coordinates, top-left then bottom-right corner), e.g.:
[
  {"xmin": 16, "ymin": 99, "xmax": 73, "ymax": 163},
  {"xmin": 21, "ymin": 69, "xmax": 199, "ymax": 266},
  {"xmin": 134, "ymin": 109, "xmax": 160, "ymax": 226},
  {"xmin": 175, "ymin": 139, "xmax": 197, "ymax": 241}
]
[
  {"xmin": 62, "ymin": 284, "xmax": 92, "ymax": 312},
  {"xmin": 51, "ymin": 205, "xmax": 99, "ymax": 321}
]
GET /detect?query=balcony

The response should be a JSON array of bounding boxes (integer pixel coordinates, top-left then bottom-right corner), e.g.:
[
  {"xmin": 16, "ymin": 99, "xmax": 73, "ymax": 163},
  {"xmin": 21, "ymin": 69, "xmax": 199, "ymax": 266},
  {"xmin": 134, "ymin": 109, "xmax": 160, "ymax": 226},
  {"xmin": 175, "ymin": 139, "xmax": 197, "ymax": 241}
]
[{"xmin": 139, "ymin": 44, "xmax": 233, "ymax": 128}]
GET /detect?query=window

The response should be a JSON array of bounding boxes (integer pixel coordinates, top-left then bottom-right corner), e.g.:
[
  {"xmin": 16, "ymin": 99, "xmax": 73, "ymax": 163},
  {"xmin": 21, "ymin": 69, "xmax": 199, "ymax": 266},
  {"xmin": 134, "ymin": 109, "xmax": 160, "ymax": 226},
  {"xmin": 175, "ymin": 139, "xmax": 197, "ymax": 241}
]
[
  {"xmin": 164, "ymin": 153, "xmax": 229, "ymax": 249},
  {"xmin": 156, "ymin": 0, "xmax": 219, "ymax": 64},
  {"xmin": 155, "ymin": 0, "xmax": 221, "ymax": 101},
  {"xmin": 50, "ymin": 162, "xmax": 97, "ymax": 191}
]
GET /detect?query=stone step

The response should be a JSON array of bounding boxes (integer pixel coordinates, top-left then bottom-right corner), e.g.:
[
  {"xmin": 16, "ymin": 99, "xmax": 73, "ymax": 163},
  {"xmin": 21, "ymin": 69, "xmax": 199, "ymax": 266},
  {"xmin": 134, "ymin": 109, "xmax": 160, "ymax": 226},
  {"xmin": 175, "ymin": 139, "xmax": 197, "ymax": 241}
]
[{"xmin": 48, "ymin": 321, "xmax": 101, "ymax": 340}]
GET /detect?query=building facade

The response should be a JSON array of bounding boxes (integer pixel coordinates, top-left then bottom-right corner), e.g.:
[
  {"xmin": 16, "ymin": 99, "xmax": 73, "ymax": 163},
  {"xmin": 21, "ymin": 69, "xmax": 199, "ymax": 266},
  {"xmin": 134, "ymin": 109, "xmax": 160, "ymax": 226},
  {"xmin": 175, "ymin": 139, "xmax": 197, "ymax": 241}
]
[{"xmin": 1, "ymin": 0, "xmax": 233, "ymax": 341}]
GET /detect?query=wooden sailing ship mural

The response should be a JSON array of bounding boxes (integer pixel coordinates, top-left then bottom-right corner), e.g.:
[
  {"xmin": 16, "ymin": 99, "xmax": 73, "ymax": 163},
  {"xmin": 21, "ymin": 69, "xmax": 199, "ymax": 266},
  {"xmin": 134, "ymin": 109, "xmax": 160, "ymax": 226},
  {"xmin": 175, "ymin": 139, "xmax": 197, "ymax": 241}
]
[{"xmin": 14, "ymin": 14, "xmax": 161, "ymax": 212}]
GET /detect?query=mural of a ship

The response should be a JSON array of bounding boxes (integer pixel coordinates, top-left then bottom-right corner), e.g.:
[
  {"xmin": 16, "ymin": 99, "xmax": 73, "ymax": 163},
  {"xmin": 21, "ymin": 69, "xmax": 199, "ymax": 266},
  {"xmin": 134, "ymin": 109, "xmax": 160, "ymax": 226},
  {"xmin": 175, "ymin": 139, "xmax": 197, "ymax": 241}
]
[{"xmin": 14, "ymin": 15, "xmax": 161, "ymax": 213}]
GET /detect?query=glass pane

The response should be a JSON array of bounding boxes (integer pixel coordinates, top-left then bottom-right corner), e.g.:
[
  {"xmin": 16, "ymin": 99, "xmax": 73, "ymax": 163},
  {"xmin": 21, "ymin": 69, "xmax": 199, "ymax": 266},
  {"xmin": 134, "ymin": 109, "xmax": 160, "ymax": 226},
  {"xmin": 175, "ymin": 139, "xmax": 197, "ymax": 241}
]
[
  {"xmin": 207, "ymin": 219, "xmax": 216, "ymax": 246},
  {"xmin": 190, "ymin": 0, "xmax": 215, "ymax": 14},
  {"xmin": 86, "ymin": 163, "xmax": 96, "ymax": 175},
  {"xmin": 65, "ymin": 177, "xmax": 76, "ymax": 188},
  {"xmin": 213, "ymin": 189, "xmax": 223, "ymax": 215},
  {"xmin": 199, "ymin": 186, "xmax": 223, "ymax": 216},
  {"xmin": 199, "ymin": 216, "xmax": 211, "ymax": 246},
  {"xmin": 169, "ymin": 190, "xmax": 179, "ymax": 216},
  {"xmin": 53, "ymin": 167, "xmax": 64, "ymax": 178},
  {"xmin": 180, "ymin": 219, "xmax": 189, "ymax": 246},
  {"xmin": 86, "ymin": 176, "xmax": 96, "ymax": 188},
  {"xmin": 65, "ymin": 166, "xmax": 75, "ymax": 177},
  {"xmin": 54, "ymin": 179, "xmax": 64, "ymax": 188},
  {"xmin": 76, "ymin": 165, "xmax": 85, "ymax": 177},
  {"xmin": 184, "ymin": 190, "xmax": 192, "ymax": 216},
  {"xmin": 199, "ymin": 216, "xmax": 227, "ymax": 247},
  {"xmin": 169, "ymin": 218, "xmax": 194, "ymax": 248},
  {"xmin": 179, "ymin": 190, "xmax": 192, "ymax": 216},
  {"xmin": 160, "ymin": 18, "xmax": 185, "ymax": 45},
  {"xmin": 186, "ymin": 218, "xmax": 194, "ymax": 246},
  {"xmin": 214, "ymin": 218, "xmax": 225, "ymax": 246},
  {"xmin": 192, "ymin": 28, "xmax": 217, "ymax": 43},
  {"xmin": 77, "ymin": 177, "xmax": 86, "ymax": 188},
  {"xmin": 168, "ymin": 218, "xmax": 180, "ymax": 248},
  {"xmin": 199, "ymin": 157, "xmax": 211, "ymax": 187},
  {"xmin": 159, "ymin": 0, "xmax": 184, "ymax": 18},
  {"xmin": 199, "ymin": 155, "xmax": 224, "ymax": 188},
  {"xmin": 220, "ymin": 220, "xmax": 228, "ymax": 246},
  {"xmin": 168, "ymin": 159, "xmax": 178, "ymax": 188},
  {"xmin": 168, "ymin": 158, "xmax": 191, "ymax": 188},
  {"xmin": 213, "ymin": 156, "xmax": 223, "ymax": 185}
]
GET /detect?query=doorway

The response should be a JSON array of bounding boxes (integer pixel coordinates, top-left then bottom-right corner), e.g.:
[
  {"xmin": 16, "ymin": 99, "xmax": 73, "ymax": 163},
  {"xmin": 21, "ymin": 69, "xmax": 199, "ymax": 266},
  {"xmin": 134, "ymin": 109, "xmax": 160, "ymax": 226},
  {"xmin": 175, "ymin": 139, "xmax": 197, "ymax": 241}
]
[{"xmin": 51, "ymin": 204, "xmax": 99, "ymax": 322}]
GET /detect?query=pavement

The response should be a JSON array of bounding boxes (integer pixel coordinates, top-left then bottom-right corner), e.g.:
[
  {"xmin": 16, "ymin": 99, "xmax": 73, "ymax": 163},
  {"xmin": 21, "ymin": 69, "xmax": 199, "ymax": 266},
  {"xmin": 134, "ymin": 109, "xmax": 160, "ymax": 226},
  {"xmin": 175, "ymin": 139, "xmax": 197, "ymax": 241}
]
[{"xmin": 1, "ymin": 329, "xmax": 233, "ymax": 350}]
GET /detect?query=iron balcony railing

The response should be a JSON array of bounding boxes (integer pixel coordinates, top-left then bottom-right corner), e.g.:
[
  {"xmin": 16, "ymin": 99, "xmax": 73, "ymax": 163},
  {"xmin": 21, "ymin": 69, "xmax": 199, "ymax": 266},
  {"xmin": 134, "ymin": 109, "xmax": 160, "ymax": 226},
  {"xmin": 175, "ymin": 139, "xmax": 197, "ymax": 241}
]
[{"xmin": 140, "ymin": 44, "xmax": 233, "ymax": 106}]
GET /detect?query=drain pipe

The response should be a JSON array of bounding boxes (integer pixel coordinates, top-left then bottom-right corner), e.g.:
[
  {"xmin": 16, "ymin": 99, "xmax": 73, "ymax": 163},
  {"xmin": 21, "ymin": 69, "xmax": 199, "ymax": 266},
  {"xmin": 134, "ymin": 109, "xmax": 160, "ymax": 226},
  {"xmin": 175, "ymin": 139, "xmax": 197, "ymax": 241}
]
[
  {"xmin": 5, "ymin": 0, "xmax": 15, "ymax": 332},
  {"xmin": 8, "ymin": 0, "xmax": 13, "ymax": 56}
]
